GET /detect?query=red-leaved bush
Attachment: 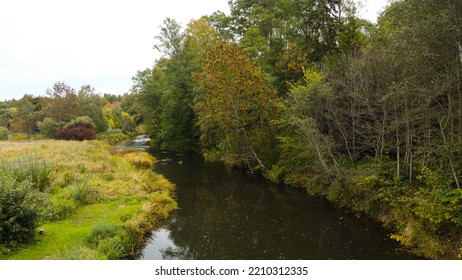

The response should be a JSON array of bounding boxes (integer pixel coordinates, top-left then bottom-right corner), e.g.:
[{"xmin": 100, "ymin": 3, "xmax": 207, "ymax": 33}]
[{"xmin": 58, "ymin": 123, "xmax": 96, "ymax": 141}]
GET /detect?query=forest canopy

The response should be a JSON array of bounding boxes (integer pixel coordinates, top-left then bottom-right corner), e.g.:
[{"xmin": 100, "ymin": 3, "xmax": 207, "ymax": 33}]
[
  {"xmin": 0, "ymin": 82, "xmax": 140, "ymax": 142},
  {"xmin": 130, "ymin": 0, "xmax": 462, "ymax": 259}
]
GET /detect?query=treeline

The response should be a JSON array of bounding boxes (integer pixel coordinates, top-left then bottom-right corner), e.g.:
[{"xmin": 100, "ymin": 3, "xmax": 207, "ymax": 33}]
[
  {"xmin": 132, "ymin": 0, "xmax": 462, "ymax": 259},
  {"xmin": 0, "ymin": 82, "xmax": 140, "ymax": 142}
]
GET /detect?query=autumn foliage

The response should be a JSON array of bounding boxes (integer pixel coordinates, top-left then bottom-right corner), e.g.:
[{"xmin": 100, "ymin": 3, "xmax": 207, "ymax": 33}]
[
  {"xmin": 194, "ymin": 42, "xmax": 277, "ymax": 173},
  {"xmin": 58, "ymin": 123, "xmax": 96, "ymax": 141}
]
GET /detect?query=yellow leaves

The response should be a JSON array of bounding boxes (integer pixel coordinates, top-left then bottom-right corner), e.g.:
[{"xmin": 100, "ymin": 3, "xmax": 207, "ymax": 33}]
[
  {"xmin": 193, "ymin": 41, "xmax": 278, "ymax": 169},
  {"xmin": 122, "ymin": 151, "xmax": 155, "ymax": 169},
  {"xmin": 8, "ymin": 107, "xmax": 19, "ymax": 117},
  {"xmin": 302, "ymin": 68, "xmax": 324, "ymax": 85},
  {"xmin": 352, "ymin": 175, "xmax": 380, "ymax": 189}
]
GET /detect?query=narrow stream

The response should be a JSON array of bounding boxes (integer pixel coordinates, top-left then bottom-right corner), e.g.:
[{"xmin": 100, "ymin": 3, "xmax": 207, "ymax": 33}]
[{"xmin": 131, "ymin": 136, "xmax": 416, "ymax": 260}]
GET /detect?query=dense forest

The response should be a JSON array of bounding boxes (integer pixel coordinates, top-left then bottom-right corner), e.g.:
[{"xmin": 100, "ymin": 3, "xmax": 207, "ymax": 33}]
[
  {"xmin": 0, "ymin": 83, "xmax": 140, "ymax": 142},
  {"xmin": 1, "ymin": 0, "xmax": 462, "ymax": 259},
  {"xmin": 131, "ymin": 0, "xmax": 462, "ymax": 259}
]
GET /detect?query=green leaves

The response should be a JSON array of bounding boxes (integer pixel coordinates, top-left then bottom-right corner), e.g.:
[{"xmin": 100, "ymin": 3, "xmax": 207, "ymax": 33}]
[
  {"xmin": 194, "ymin": 42, "xmax": 277, "ymax": 172},
  {"xmin": 134, "ymin": 18, "xmax": 224, "ymax": 152},
  {"xmin": 154, "ymin": 18, "xmax": 185, "ymax": 57},
  {"xmin": 0, "ymin": 170, "xmax": 48, "ymax": 249}
]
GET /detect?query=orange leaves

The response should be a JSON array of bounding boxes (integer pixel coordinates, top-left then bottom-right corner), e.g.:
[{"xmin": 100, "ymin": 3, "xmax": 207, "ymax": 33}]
[{"xmin": 193, "ymin": 41, "xmax": 278, "ymax": 163}]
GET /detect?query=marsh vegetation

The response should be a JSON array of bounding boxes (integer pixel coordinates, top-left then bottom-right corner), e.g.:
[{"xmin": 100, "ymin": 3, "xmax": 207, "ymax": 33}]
[{"xmin": 0, "ymin": 140, "xmax": 176, "ymax": 259}]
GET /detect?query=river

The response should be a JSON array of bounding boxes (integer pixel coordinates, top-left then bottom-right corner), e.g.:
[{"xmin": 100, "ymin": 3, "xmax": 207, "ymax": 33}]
[{"xmin": 129, "ymin": 136, "xmax": 416, "ymax": 260}]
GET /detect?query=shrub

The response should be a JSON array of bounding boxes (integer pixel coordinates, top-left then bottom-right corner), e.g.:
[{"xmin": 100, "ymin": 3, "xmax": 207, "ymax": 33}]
[
  {"xmin": 0, "ymin": 173, "xmax": 47, "ymax": 248},
  {"xmin": 58, "ymin": 123, "xmax": 96, "ymax": 141},
  {"xmin": 87, "ymin": 222, "xmax": 124, "ymax": 246},
  {"xmin": 69, "ymin": 184, "xmax": 101, "ymax": 205},
  {"xmin": 37, "ymin": 117, "xmax": 62, "ymax": 139},
  {"xmin": 96, "ymin": 235, "xmax": 126, "ymax": 260},
  {"xmin": 43, "ymin": 197, "xmax": 77, "ymax": 221},
  {"xmin": 86, "ymin": 222, "xmax": 132, "ymax": 259},
  {"xmin": 0, "ymin": 127, "xmax": 9, "ymax": 140}
]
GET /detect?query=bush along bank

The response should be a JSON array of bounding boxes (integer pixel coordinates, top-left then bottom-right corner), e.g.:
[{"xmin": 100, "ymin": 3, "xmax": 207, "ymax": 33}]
[
  {"xmin": 296, "ymin": 159, "xmax": 462, "ymax": 260},
  {"xmin": 0, "ymin": 140, "xmax": 176, "ymax": 260}
]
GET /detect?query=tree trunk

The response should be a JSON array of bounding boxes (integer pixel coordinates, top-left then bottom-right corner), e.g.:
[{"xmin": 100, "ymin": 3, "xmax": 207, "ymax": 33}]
[
  {"xmin": 230, "ymin": 94, "xmax": 267, "ymax": 174},
  {"xmin": 396, "ymin": 127, "xmax": 400, "ymax": 178},
  {"xmin": 300, "ymin": 119, "xmax": 331, "ymax": 177},
  {"xmin": 439, "ymin": 119, "xmax": 460, "ymax": 188},
  {"xmin": 241, "ymin": 126, "xmax": 267, "ymax": 174},
  {"xmin": 458, "ymin": 41, "xmax": 462, "ymax": 68}
]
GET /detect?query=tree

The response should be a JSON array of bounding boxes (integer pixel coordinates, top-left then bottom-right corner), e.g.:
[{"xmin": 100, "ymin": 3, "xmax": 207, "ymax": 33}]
[
  {"xmin": 103, "ymin": 102, "xmax": 123, "ymax": 130},
  {"xmin": 366, "ymin": 0, "xmax": 462, "ymax": 183},
  {"xmin": 209, "ymin": 0, "xmax": 347, "ymax": 93},
  {"xmin": 37, "ymin": 117, "xmax": 61, "ymax": 139},
  {"xmin": 3, "ymin": 95, "xmax": 40, "ymax": 134},
  {"xmin": 194, "ymin": 43, "xmax": 278, "ymax": 174},
  {"xmin": 78, "ymin": 85, "xmax": 109, "ymax": 133},
  {"xmin": 132, "ymin": 66, "xmax": 165, "ymax": 136},
  {"xmin": 135, "ymin": 18, "xmax": 222, "ymax": 151},
  {"xmin": 121, "ymin": 112, "xmax": 136, "ymax": 133},
  {"xmin": 287, "ymin": 0, "xmax": 343, "ymax": 61},
  {"xmin": 41, "ymin": 82, "xmax": 82, "ymax": 123},
  {"xmin": 151, "ymin": 18, "xmax": 197, "ymax": 151},
  {"xmin": 272, "ymin": 69, "xmax": 341, "ymax": 184},
  {"xmin": 154, "ymin": 18, "xmax": 185, "ymax": 58},
  {"xmin": 121, "ymin": 93, "xmax": 143, "ymax": 123},
  {"xmin": 183, "ymin": 17, "xmax": 222, "ymax": 73}
]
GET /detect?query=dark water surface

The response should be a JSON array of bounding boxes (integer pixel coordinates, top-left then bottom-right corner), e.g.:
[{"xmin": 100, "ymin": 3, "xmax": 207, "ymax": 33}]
[{"xmin": 132, "ymin": 137, "xmax": 416, "ymax": 260}]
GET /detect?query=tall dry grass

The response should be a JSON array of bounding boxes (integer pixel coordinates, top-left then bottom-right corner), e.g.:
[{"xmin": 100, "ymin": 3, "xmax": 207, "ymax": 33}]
[{"xmin": 0, "ymin": 140, "xmax": 176, "ymax": 260}]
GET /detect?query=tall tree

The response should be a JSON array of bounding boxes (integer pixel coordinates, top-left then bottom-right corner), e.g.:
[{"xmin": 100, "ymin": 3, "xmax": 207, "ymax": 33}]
[
  {"xmin": 7, "ymin": 95, "xmax": 40, "ymax": 134},
  {"xmin": 135, "ymin": 18, "xmax": 221, "ymax": 151},
  {"xmin": 78, "ymin": 85, "xmax": 109, "ymax": 133},
  {"xmin": 194, "ymin": 42, "xmax": 278, "ymax": 174},
  {"xmin": 41, "ymin": 82, "xmax": 82, "ymax": 123},
  {"xmin": 209, "ymin": 0, "xmax": 347, "ymax": 93}
]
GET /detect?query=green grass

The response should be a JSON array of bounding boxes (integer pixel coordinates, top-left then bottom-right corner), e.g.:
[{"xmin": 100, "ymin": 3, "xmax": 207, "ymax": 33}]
[
  {"xmin": 0, "ymin": 155, "xmax": 52, "ymax": 191},
  {"xmin": 0, "ymin": 140, "xmax": 176, "ymax": 260},
  {"xmin": 9, "ymin": 200, "xmax": 140, "ymax": 260}
]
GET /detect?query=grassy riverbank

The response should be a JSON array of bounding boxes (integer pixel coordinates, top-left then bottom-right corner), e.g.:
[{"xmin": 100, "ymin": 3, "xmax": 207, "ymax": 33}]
[
  {"xmin": 299, "ymin": 159, "xmax": 462, "ymax": 260},
  {"xmin": 0, "ymin": 140, "xmax": 176, "ymax": 260}
]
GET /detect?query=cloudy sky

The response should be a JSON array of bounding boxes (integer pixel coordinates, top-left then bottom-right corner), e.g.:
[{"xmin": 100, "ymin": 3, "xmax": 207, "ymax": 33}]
[{"xmin": 0, "ymin": 0, "xmax": 388, "ymax": 101}]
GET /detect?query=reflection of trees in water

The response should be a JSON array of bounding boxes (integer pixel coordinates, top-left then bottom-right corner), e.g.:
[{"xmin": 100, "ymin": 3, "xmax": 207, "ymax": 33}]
[
  {"xmin": 161, "ymin": 165, "xmax": 278, "ymax": 259},
  {"xmin": 161, "ymin": 245, "xmax": 195, "ymax": 260},
  {"xmin": 149, "ymin": 152, "xmax": 416, "ymax": 260}
]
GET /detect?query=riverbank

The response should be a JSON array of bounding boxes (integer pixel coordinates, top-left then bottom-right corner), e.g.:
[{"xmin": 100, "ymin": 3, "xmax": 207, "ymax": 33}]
[
  {"xmin": 0, "ymin": 140, "xmax": 176, "ymax": 259},
  {"xmin": 297, "ymin": 159, "xmax": 462, "ymax": 260},
  {"xmin": 139, "ymin": 151, "xmax": 416, "ymax": 260}
]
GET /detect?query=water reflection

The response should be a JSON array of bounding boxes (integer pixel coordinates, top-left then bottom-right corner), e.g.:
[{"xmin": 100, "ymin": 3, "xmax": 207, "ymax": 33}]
[
  {"xmin": 126, "ymin": 135, "xmax": 151, "ymax": 150},
  {"xmin": 139, "ymin": 151, "xmax": 416, "ymax": 260}
]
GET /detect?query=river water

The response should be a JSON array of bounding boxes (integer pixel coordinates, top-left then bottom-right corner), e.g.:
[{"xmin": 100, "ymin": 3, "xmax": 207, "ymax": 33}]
[{"xmin": 130, "ymin": 136, "xmax": 416, "ymax": 260}]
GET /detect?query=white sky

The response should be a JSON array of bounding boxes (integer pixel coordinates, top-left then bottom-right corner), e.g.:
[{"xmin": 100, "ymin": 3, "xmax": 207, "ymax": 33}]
[{"xmin": 0, "ymin": 0, "xmax": 388, "ymax": 101}]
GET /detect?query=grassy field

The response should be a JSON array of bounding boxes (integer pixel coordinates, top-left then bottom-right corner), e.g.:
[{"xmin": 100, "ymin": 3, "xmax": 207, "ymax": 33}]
[{"xmin": 0, "ymin": 140, "xmax": 176, "ymax": 260}]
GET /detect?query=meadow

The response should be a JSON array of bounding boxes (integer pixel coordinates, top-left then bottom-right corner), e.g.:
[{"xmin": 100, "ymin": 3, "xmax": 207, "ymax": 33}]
[{"xmin": 0, "ymin": 140, "xmax": 176, "ymax": 259}]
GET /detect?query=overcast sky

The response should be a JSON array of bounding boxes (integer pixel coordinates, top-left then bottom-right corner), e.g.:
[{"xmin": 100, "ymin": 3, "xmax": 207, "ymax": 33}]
[{"xmin": 0, "ymin": 0, "xmax": 388, "ymax": 101}]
